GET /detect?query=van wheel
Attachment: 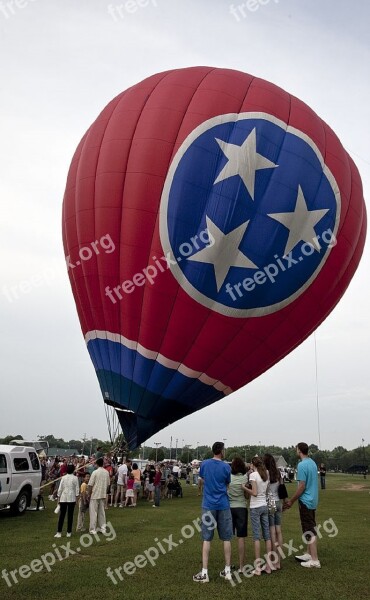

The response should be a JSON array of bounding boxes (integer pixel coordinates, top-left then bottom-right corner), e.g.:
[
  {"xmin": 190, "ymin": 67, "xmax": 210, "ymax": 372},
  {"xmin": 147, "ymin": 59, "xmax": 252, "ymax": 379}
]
[{"xmin": 10, "ymin": 490, "xmax": 30, "ymax": 516}]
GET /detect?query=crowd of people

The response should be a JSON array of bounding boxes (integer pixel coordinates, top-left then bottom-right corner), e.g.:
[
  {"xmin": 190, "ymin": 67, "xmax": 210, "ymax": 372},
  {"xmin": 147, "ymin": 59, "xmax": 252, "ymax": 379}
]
[
  {"xmin": 40, "ymin": 442, "xmax": 321, "ymax": 581},
  {"xmin": 40, "ymin": 453, "xmax": 195, "ymax": 536}
]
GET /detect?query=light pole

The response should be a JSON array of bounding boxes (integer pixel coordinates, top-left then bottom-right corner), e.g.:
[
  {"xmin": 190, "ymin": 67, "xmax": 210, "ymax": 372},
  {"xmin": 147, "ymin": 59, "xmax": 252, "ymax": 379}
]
[
  {"xmin": 154, "ymin": 442, "xmax": 161, "ymax": 463},
  {"xmin": 175, "ymin": 438, "xmax": 178, "ymax": 460},
  {"xmin": 197, "ymin": 442, "xmax": 199, "ymax": 460}
]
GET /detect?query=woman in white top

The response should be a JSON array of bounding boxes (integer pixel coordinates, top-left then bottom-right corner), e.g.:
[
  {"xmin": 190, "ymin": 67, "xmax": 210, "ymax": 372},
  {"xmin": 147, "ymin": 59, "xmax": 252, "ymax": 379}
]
[
  {"xmin": 55, "ymin": 464, "xmax": 79, "ymax": 538},
  {"xmin": 264, "ymin": 453, "xmax": 284, "ymax": 569},
  {"xmin": 243, "ymin": 457, "xmax": 273, "ymax": 575}
]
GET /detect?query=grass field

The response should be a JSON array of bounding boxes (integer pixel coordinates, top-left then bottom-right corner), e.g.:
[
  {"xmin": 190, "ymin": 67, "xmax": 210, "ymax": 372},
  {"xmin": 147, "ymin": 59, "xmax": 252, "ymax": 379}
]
[{"xmin": 0, "ymin": 474, "xmax": 369, "ymax": 600}]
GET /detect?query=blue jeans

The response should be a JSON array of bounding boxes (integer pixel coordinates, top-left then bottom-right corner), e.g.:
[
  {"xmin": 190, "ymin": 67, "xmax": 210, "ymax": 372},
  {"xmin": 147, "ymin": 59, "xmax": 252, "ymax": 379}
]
[
  {"xmin": 154, "ymin": 485, "xmax": 161, "ymax": 506},
  {"xmin": 250, "ymin": 506, "xmax": 271, "ymax": 541}
]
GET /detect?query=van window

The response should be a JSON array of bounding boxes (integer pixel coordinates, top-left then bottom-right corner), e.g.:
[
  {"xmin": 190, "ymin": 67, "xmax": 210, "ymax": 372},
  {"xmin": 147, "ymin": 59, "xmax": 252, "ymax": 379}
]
[
  {"xmin": 0, "ymin": 454, "xmax": 7, "ymax": 473},
  {"xmin": 29, "ymin": 452, "xmax": 40, "ymax": 471},
  {"xmin": 13, "ymin": 458, "xmax": 29, "ymax": 471}
]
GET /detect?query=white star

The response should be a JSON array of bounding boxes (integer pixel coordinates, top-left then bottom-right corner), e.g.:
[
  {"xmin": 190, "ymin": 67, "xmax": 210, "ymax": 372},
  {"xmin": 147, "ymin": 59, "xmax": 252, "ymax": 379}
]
[
  {"xmin": 187, "ymin": 216, "xmax": 257, "ymax": 292},
  {"xmin": 214, "ymin": 128, "xmax": 278, "ymax": 199},
  {"xmin": 268, "ymin": 186, "xmax": 329, "ymax": 255}
]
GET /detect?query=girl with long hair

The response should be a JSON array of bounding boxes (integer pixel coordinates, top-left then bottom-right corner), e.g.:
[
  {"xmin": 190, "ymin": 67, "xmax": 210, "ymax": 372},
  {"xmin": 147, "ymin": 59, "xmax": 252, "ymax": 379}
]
[
  {"xmin": 243, "ymin": 457, "xmax": 273, "ymax": 575},
  {"xmin": 263, "ymin": 453, "xmax": 284, "ymax": 569}
]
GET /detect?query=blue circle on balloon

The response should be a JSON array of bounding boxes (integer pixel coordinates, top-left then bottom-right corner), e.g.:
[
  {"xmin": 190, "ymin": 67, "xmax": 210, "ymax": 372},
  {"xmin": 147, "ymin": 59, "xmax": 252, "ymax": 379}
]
[{"xmin": 163, "ymin": 114, "xmax": 339, "ymax": 314}]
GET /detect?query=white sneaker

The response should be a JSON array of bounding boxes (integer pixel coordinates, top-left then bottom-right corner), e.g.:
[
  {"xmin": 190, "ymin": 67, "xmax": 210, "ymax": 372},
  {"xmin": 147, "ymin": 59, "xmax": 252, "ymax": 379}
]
[
  {"xmin": 220, "ymin": 569, "xmax": 232, "ymax": 580},
  {"xmin": 89, "ymin": 530, "xmax": 97, "ymax": 535},
  {"xmin": 66, "ymin": 533, "xmax": 72, "ymax": 538},
  {"xmin": 301, "ymin": 559, "xmax": 321, "ymax": 568},
  {"xmin": 193, "ymin": 571, "xmax": 209, "ymax": 583},
  {"xmin": 54, "ymin": 532, "xmax": 62, "ymax": 538},
  {"xmin": 295, "ymin": 553, "xmax": 312, "ymax": 562}
]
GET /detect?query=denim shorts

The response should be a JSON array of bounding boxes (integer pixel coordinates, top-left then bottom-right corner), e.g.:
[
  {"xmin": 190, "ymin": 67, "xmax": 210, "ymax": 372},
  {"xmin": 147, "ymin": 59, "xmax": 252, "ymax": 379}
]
[
  {"xmin": 268, "ymin": 500, "xmax": 283, "ymax": 527},
  {"xmin": 250, "ymin": 506, "xmax": 271, "ymax": 541},
  {"xmin": 201, "ymin": 508, "xmax": 233, "ymax": 541}
]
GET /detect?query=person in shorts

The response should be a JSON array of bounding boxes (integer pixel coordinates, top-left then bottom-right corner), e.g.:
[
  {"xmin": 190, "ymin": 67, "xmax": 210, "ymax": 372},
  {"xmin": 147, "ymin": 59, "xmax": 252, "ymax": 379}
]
[
  {"xmin": 125, "ymin": 473, "xmax": 135, "ymax": 506},
  {"xmin": 193, "ymin": 441, "xmax": 233, "ymax": 583},
  {"xmin": 284, "ymin": 442, "xmax": 320, "ymax": 568},
  {"xmin": 263, "ymin": 453, "xmax": 284, "ymax": 569},
  {"xmin": 228, "ymin": 457, "xmax": 248, "ymax": 573}
]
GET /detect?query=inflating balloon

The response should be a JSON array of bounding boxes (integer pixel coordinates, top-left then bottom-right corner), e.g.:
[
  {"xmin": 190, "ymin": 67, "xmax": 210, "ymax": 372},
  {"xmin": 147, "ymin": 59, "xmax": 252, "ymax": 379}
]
[{"xmin": 62, "ymin": 67, "xmax": 366, "ymax": 449}]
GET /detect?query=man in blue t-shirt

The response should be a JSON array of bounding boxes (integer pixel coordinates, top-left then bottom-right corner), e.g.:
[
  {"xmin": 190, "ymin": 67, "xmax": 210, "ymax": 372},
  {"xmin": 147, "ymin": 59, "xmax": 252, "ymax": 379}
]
[
  {"xmin": 284, "ymin": 442, "xmax": 320, "ymax": 568},
  {"xmin": 193, "ymin": 441, "xmax": 233, "ymax": 583}
]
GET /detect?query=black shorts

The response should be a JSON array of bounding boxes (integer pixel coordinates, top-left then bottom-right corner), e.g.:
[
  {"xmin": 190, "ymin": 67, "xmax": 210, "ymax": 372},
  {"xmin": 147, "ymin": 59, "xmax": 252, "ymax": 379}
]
[
  {"xmin": 231, "ymin": 507, "xmax": 248, "ymax": 537},
  {"xmin": 299, "ymin": 501, "xmax": 317, "ymax": 540}
]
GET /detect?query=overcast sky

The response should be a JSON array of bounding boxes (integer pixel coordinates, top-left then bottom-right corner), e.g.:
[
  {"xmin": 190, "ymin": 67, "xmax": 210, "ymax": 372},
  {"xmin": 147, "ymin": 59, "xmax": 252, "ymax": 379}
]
[{"xmin": 1, "ymin": 0, "xmax": 369, "ymax": 453}]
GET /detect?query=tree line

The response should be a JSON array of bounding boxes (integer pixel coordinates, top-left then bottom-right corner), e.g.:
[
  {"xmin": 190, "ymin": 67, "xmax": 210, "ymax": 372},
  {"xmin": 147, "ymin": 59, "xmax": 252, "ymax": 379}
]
[{"xmin": 1, "ymin": 434, "xmax": 368, "ymax": 471}]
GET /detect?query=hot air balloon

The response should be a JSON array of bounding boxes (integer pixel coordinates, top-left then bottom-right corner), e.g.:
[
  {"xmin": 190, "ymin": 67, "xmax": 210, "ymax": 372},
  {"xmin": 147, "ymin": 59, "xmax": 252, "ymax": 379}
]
[{"xmin": 62, "ymin": 67, "xmax": 366, "ymax": 449}]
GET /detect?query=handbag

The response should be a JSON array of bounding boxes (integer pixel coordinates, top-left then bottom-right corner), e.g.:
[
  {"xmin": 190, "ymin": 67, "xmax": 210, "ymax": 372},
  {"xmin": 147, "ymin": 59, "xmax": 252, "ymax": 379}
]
[{"xmin": 278, "ymin": 479, "xmax": 288, "ymax": 500}]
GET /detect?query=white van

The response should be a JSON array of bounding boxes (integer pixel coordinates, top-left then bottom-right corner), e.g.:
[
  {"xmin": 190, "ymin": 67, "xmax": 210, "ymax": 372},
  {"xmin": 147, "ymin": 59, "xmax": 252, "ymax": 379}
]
[{"xmin": 0, "ymin": 445, "xmax": 41, "ymax": 515}]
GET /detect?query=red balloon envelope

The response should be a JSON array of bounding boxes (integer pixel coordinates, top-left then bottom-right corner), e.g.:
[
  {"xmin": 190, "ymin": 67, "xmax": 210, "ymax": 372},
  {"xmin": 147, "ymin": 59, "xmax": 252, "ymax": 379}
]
[{"xmin": 62, "ymin": 67, "xmax": 366, "ymax": 448}]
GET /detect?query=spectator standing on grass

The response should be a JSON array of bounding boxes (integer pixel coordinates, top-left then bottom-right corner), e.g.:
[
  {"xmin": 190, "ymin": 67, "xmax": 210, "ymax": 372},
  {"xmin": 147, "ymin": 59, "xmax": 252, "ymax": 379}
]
[
  {"xmin": 172, "ymin": 462, "xmax": 180, "ymax": 479},
  {"xmin": 263, "ymin": 453, "xmax": 284, "ymax": 569},
  {"xmin": 76, "ymin": 473, "xmax": 90, "ymax": 532},
  {"xmin": 192, "ymin": 465, "xmax": 199, "ymax": 486},
  {"xmin": 193, "ymin": 441, "xmax": 233, "ymax": 584},
  {"xmin": 48, "ymin": 458, "xmax": 60, "ymax": 501},
  {"xmin": 228, "ymin": 457, "xmax": 249, "ymax": 574},
  {"xmin": 166, "ymin": 475, "xmax": 176, "ymax": 499},
  {"xmin": 147, "ymin": 462, "xmax": 156, "ymax": 503},
  {"xmin": 153, "ymin": 465, "xmax": 162, "ymax": 507},
  {"xmin": 284, "ymin": 442, "xmax": 320, "ymax": 568},
  {"xmin": 319, "ymin": 463, "xmax": 326, "ymax": 490},
  {"xmin": 125, "ymin": 473, "xmax": 135, "ymax": 507},
  {"xmin": 59, "ymin": 458, "xmax": 68, "ymax": 477},
  {"xmin": 243, "ymin": 457, "xmax": 273, "ymax": 575},
  {"xmin": 131, "ymin": 462, "xmax": 142, "ymax": 506},
  {"xmin": 115, "ymin": 461, "xmax": 127, "ymax": 507},
  {"xmin": 108, "ymin": 465, "xmax": 117, "ymax": 507},
  {"xmin": 87, "ymin": 457, "xmax": 110, "ymax": 534},
  {"xmin": 54, "ymin": 464, "xmax": 79, "ymax": 538}
]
